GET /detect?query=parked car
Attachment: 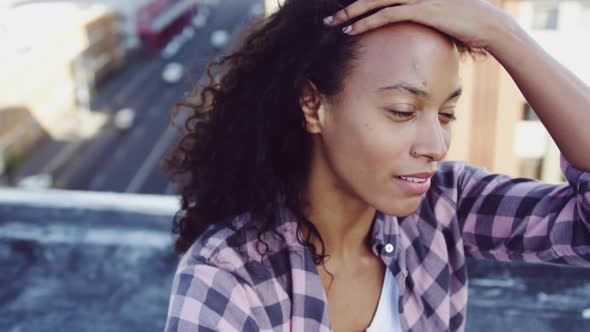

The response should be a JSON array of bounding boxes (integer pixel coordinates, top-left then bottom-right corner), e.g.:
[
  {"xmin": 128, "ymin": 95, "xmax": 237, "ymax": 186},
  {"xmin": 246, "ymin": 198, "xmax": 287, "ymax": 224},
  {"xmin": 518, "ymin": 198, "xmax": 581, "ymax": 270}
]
[
  {"xmin": 17, "ymin": 173, "xmax": 53, "ymax": 189},
  {"xmin": 182, "ymin": 26, "xmax": 195, "ymax": 40},
  {"xmin": 161, "ymin": 27, "xmax": 195, "ymax": 59},
  {"xmin": 161, "ymin": 38, "xmax": 182, "ymax": 59},
  {"xmin": 192, "ymin": 6, "xmax": 210, "ymax": 29}
]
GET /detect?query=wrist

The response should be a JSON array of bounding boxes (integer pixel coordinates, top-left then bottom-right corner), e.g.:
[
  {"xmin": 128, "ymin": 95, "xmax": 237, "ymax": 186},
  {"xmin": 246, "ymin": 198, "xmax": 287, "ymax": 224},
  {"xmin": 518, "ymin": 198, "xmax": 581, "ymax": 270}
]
[{"xmin": 485, "ymin": 12, "xmax": 526, "ymax": 60}]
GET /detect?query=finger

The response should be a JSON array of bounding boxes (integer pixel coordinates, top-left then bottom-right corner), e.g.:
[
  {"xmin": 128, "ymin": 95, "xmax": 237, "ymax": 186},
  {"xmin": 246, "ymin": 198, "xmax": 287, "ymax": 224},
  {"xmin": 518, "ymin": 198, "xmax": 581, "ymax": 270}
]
[
  {"xmin": 326, "ymin": 0, "xmax": 409, "ymax": 26},
  {"xmin": 342, "ymin": 5, "xmax": 415, "ymax": 35}
]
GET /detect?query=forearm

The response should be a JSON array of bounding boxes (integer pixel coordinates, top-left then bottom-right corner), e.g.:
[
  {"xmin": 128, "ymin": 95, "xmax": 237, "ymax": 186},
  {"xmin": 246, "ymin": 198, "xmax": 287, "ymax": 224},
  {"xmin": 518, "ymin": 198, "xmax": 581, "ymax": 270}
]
[{"xmin": 487, "ymin": 16, "xmax": 590, "ymax": 171}]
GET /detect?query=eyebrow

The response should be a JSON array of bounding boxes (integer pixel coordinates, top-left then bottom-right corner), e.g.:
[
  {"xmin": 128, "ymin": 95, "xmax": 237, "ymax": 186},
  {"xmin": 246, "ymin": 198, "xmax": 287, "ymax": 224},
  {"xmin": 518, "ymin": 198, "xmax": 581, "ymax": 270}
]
[{"xmin": 377, "ymin": 82, "xmax": 463, "ymax": 101}]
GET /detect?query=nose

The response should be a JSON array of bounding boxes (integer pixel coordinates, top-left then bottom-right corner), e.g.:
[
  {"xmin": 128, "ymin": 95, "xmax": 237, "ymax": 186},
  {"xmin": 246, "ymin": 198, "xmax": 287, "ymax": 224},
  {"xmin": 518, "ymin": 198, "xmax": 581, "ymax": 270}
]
[{"xmin": 410, "ymin": 113, "xmax": 449, "ymax": 162}]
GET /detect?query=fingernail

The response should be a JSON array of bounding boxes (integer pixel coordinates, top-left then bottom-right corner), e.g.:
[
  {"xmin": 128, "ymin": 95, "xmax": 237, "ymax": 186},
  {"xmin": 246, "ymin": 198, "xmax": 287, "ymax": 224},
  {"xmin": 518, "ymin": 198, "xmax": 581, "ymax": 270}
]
[
  {"xmin": 342, "ymin": 25, "xmax": 352, "ymax": 34},
  {"xmin": 323, "ymin": 16, "xmax": 334, "ymax": 25}
]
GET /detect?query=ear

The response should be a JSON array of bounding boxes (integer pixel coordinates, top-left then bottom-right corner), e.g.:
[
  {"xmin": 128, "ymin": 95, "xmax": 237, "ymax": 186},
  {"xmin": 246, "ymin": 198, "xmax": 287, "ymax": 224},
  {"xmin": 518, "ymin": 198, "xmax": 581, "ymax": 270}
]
[{"xmin": 299, "ymin": 80, "xmax": 326, "ymax": 134}]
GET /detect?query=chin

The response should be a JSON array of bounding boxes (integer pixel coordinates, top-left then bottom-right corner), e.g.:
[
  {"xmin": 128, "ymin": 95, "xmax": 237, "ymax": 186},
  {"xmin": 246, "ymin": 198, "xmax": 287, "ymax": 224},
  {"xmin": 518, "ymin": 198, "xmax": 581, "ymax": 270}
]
[{"xmin": 378, "ymin": 196, "xmax": 423, "ymax": 217}]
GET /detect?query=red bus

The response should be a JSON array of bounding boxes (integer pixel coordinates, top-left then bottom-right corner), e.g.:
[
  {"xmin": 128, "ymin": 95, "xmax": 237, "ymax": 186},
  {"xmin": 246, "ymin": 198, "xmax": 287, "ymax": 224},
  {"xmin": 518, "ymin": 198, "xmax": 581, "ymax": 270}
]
[{"xmin": 137, "ymin": 0, "xmax": 197, "ymax": 54}]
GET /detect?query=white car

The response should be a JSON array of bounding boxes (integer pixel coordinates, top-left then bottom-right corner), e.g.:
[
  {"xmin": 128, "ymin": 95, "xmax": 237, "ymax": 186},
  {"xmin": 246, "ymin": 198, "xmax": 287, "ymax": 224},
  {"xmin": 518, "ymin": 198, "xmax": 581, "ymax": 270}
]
[
  {"xmin": 182, "ymin": 26, "xmax": 195, "ymax": 40},
  {"xmin": 210, "ymin": 30, "xmax": 230, "ymax": 50},
  {"xmin": 162, "ymin": 62, "xmax": 185, "ymax": 83},
  {"xmin": 114, "ymin": 108, "xmax": 136, "ymax": 131},
  {"xmin": 161, "ymin": 39, "xmax": 181, "ymax": 59},
  {"xmin": 192, "ymin": 7, "xmax": 210, "ymax": 29},
  {"xmin": 17, "ymin": 173, "xmax": 53, "ymax": 189}
]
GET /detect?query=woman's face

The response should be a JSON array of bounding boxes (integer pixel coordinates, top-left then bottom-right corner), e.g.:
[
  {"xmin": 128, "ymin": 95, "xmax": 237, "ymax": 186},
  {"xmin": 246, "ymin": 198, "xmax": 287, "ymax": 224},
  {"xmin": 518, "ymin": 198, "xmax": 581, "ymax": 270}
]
[{"xmin": 316, "ymin": 23, "xmax": 461, "ymax": 216}]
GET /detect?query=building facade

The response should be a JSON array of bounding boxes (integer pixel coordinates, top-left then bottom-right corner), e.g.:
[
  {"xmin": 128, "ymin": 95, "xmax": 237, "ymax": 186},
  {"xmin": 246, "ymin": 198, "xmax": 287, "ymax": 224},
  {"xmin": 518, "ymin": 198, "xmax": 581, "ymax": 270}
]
[
  {"xmin": 451, "ymin": 0, "xmax": 590, "ymax": 182},
  {"xmin": 0, "ymin": 2, "xmax": 125, "ymax": 175}
]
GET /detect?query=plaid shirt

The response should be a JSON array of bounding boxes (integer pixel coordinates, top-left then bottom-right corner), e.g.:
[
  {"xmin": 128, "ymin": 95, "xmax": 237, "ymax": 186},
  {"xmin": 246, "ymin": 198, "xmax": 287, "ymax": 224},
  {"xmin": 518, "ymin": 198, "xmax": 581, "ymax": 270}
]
[{"xmin": 165, "ymin": 155, "xmax": 590, "ymax": 332}]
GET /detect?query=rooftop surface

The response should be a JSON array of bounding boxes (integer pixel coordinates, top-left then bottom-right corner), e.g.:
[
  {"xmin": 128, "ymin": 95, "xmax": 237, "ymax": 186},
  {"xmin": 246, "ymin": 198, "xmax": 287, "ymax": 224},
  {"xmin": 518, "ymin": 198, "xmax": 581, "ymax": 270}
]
[{"xmin": 1, "ymin": 188, "xmax": 589, "ymax": 331}]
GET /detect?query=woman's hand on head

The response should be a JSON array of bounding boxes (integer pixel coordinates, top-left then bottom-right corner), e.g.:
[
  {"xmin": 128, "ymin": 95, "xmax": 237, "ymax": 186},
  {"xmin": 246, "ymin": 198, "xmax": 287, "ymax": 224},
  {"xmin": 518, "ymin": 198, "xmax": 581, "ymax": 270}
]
[{"xmin": 324, "ymin": 0, "xmax": 515, "ymax": 50}]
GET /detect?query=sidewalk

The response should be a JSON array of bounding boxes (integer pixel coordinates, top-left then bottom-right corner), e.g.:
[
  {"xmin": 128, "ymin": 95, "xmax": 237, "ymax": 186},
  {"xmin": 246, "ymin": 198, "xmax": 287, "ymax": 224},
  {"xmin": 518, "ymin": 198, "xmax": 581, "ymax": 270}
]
[{"xmin": 14, "ymin": 109, "xmax": 109, "ymax": 186}]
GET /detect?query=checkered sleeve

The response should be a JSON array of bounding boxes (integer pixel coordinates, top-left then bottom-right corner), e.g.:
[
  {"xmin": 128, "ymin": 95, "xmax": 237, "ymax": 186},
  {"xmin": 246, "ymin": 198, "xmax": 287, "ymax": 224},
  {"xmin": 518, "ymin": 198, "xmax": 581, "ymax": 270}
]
[
  {"xmin": 165, "ymin": 255, "xmax": 259, "ymax": 331},
  {"xmin": 452, "ymin": 154, "xmax": 590, "ymax": 265}
]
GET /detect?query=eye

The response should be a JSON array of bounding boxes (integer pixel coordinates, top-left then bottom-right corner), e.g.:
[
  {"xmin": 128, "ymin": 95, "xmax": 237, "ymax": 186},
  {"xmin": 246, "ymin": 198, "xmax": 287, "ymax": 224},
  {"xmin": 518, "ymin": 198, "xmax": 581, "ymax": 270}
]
[
  {"xmin": 439, "ymin": 105, "xmax": 457, "ymax": 123},
  {"xmin": 384, "ymin": 103, "xmax": 415, "ymax": 118},
  {"xmin": 439, "ymin": 113, "xmax": 457, "ymax": 122},
  {"xmin": 389, "ymin": 110, "xmax": 415, "ymax": 119}
]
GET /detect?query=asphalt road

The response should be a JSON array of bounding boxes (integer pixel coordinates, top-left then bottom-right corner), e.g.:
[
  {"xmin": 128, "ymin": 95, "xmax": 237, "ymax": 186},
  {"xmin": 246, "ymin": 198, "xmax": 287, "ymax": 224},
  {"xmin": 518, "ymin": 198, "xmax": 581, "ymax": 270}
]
[{"xmin": 17, "ymin": 0, "xmax": 262, "ymax": 195}]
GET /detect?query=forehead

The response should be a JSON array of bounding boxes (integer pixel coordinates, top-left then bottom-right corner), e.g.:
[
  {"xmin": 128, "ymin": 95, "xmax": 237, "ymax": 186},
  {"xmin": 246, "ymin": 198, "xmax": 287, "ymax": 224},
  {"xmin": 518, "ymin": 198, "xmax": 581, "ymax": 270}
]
[{"xmin": 349, "ymin": 23, "xmax": 460, "ymax": 94}]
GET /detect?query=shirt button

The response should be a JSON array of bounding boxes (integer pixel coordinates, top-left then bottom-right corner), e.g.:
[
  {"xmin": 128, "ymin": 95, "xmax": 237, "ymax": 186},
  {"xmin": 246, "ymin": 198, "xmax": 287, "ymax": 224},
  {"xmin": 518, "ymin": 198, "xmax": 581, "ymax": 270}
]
[
  {"xmin": 402, "ymin": 269, "xmax": 408, "ymax": 278},
  {"xmin": 384, "ymin": 243, "xmax": 394, "ymax": 254}
]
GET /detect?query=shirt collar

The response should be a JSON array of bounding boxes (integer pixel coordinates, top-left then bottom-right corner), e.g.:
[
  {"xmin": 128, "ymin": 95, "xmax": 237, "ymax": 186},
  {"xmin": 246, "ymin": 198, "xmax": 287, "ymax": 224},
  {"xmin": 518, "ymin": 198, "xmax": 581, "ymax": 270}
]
[
  {"xmin": 370, "ymin": 211, "xmax": 401, "ymax": 265},
  {"xmin": 277, "ymin": 207, "xmax": 401, "ymax": 264}
]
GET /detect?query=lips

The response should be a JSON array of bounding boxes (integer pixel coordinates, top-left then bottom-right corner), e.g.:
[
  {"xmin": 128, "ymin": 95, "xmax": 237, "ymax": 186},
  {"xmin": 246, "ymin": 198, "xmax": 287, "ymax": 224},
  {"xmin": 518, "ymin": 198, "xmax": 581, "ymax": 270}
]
[
  {"xmin": 396, "ymin": 172, "xmax": 435, "ymax": 179},
  {"xmin": 394, "ymin": 172, "xmax": 436, "ymax": 195}
]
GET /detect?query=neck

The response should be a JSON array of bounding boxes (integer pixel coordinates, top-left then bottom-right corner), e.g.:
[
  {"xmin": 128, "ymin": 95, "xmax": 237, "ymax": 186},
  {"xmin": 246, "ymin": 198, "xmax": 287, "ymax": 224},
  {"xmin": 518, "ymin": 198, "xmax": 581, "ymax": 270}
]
[{"xmin": 302, "ymin": 142, "xmax": 377, "ymax": 261}]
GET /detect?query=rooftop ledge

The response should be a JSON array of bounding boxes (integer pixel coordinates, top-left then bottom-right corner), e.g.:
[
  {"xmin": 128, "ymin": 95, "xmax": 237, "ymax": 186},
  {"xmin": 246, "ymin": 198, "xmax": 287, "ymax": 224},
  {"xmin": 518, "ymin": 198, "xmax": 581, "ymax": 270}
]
[
  {"xmin": 1, "ymin": 188, "xmax": 590, "ymax": 331},
  {"xmin": 0, "ymin": 188, "xmax": 179, "ymax": 249}
]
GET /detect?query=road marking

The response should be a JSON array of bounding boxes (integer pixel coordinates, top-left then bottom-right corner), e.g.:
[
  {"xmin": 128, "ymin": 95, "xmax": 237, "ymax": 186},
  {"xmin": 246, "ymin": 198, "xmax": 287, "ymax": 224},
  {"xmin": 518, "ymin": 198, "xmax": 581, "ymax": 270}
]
[
  {"xmin": 125, "ymin": 125, "xmax": 178, "ymax": 193},
  {"xmin": 42, "ymin": 140, "xmax": 83, "ymax": 174},
  {"xmin": 112, "ymin": 62, "xmax": 160, "ymax": 106},
  {"xmin": 147, "ymin": 88, "xmax": 178, "ymax": 120},
  {"xmin": 124, "ymin": 3, "xmax": 247, "ymax": 194},
  {"xmin": 42, "ymin": 61, "xmax": 159, "ymax": 185}
]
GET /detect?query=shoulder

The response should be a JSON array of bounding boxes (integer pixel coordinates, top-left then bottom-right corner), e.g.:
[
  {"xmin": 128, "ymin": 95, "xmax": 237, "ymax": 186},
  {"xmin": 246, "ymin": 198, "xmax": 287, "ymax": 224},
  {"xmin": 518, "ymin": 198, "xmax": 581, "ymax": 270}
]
[
  {"xmin": 166, "ymin": 217, "xmax": 262, "ymax": 331},
  {"xmin": 430, "ymin": 160, "xmax": 496, "ymax": 197},
  {"xmin": 166, "ymin": 214, "xmax": 261, "ymax": 331},
  {"xmin": 181, "ymin": 212, "xmax": 253, "ymax": 274},
  {"xmin": 166, "ymin": 211, "xmax": 299, "ymax": 330},
  {"xmin": 432, "ymin": 160, "xmax": 467, "ymax": 187},
  {"xmin": 180, "ymin": 209, "xmax": 300, "ymax": 282},
  {"xmin": 427, "ymin": 160, "xmax": 469, "ymax": 202}
]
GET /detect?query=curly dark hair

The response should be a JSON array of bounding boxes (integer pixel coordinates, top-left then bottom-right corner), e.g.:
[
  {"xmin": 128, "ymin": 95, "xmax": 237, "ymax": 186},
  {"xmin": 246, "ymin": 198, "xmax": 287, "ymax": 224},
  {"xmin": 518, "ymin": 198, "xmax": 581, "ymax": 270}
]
[{"xmin": 163, "ymin": 0, "xmax": 481, "ymax": 263}]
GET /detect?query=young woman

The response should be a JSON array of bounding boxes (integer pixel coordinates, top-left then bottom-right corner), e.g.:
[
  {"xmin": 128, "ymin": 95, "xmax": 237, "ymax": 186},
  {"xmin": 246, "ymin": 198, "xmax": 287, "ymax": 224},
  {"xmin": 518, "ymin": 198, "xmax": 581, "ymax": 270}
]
[{"xmin": 164, "ymin": 0, "xmax": 590, "ymax": 331}]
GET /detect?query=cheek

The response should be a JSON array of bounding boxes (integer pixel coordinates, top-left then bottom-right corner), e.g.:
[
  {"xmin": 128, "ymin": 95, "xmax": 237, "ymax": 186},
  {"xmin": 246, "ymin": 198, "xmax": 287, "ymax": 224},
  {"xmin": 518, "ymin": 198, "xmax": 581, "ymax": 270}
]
[
  {"xmin": 323, "ymin": 110, "xmax": 407, "ymax": 182},
  {"xmin": 323, "ymin": 111, "xmax": 381, "ymax": 169},
  {"xmin": 443, "ymin": 125, "xmax": 452, "ymax": 150}
]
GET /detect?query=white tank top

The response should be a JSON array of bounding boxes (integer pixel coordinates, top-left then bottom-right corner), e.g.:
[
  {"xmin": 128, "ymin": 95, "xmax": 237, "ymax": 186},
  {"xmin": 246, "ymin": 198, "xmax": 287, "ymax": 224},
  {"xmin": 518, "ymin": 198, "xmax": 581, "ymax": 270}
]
[{"xmin": 365, "ymin": 268, "xmax": 402, "ymax": 332}]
